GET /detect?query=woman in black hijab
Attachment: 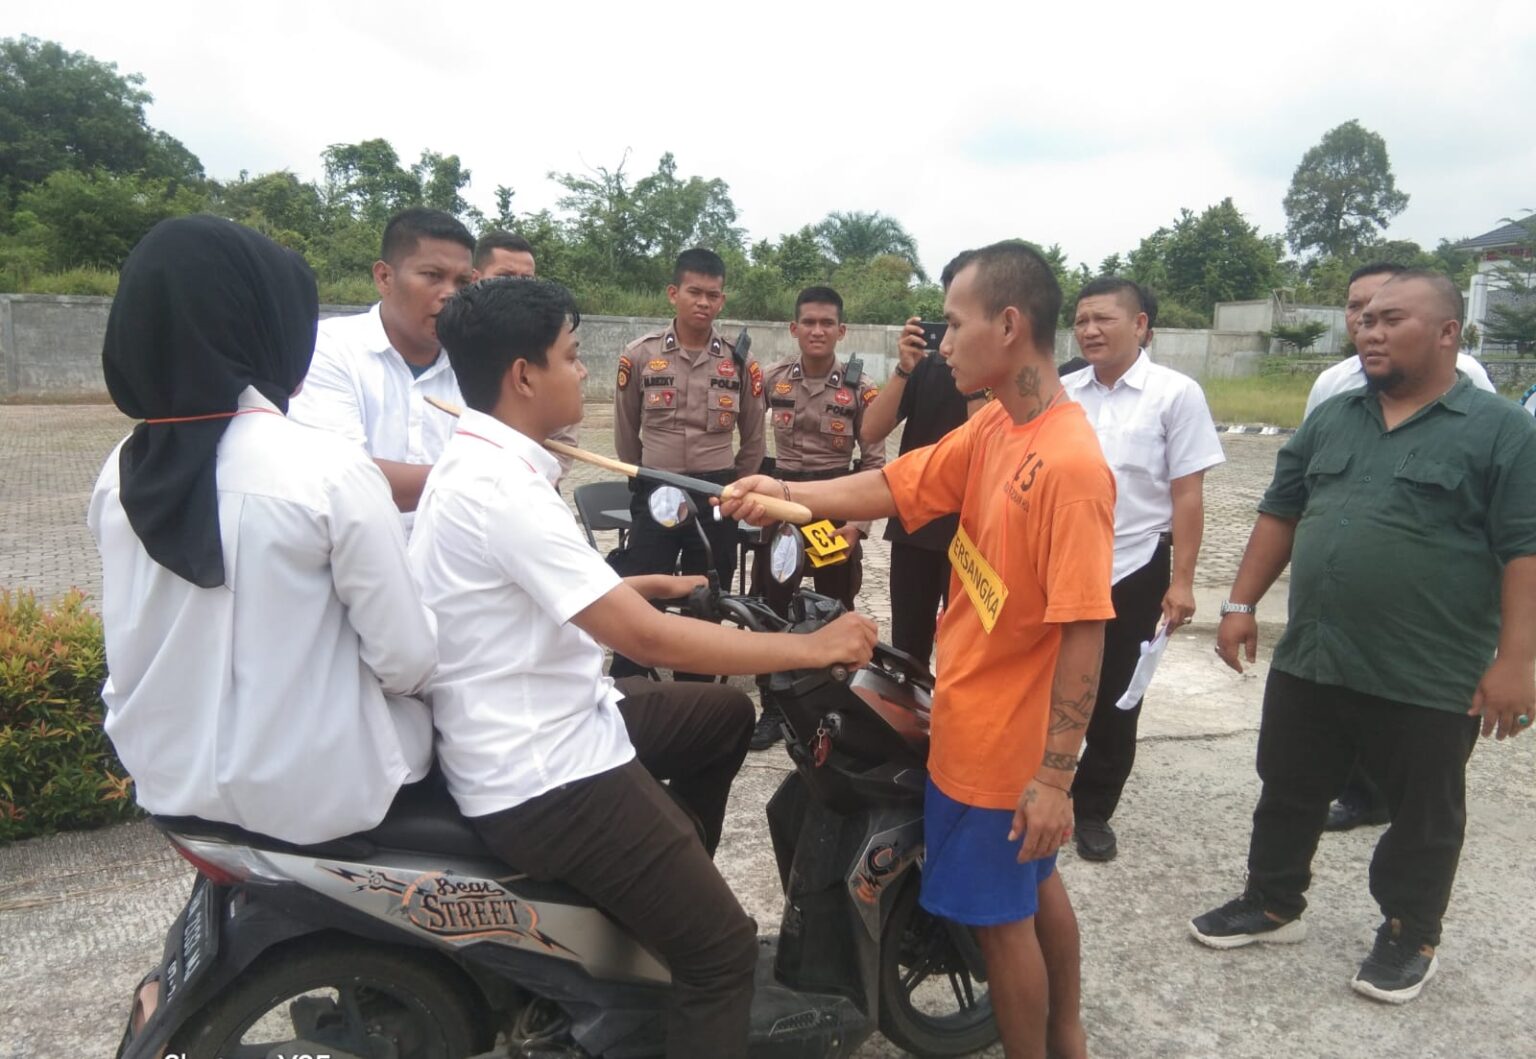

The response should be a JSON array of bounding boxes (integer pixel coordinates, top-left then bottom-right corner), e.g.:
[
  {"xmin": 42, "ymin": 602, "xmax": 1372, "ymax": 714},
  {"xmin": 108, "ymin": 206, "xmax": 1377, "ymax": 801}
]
[{"xmin": 102, "ymin": 214, "xmax": 319, "ymax": 586}]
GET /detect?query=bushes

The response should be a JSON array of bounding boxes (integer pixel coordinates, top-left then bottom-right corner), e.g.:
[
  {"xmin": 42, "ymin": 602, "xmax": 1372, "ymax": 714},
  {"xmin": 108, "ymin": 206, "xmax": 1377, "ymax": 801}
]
[{"xmin": 0, "ymin": 589, "xmax": 137, "ymax": 842}]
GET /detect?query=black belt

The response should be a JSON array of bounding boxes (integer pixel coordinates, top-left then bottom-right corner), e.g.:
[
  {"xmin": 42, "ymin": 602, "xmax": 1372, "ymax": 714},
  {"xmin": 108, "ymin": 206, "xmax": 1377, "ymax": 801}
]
[{"xmin": 1158, "ymin": 531, "xmax": 1172, "ymax": 546}]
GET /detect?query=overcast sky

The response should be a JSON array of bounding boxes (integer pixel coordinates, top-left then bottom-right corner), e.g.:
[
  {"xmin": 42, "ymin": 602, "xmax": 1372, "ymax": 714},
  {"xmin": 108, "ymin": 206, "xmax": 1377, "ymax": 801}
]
[{"xmin": 16, "ymin": 1, "xmax": 1536, "ymax": 278}]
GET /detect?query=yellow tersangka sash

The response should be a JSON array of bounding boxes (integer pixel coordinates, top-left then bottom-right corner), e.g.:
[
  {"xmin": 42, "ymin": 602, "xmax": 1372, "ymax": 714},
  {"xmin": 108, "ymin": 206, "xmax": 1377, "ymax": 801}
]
[{"xmin": 948, "ymin": 523, "xmax": 1008, "ymax": 633}]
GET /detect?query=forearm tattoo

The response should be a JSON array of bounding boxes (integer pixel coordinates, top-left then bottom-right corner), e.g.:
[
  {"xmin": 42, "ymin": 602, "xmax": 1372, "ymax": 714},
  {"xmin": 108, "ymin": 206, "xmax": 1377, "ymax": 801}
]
[
  {"xmin": 1040, "ymin": 750, "xmax": 1078, "ymax": 772},
  {"xmin": 1048, "ymin": 672, "xmax": 1098, "ymax": 735}
]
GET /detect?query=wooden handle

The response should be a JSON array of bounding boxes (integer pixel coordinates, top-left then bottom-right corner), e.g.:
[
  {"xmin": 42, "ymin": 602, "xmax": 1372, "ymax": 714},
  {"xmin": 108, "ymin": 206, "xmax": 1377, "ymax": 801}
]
[
  {"xmin": 424, "ymin": 394, "xmax": 814, "ymax": 524},
  {"xmin": 722, "ymin": 485, "xmax": 813, "ymax": 526},
  {"xmin": 542, "ymin": 438, "xmax": 640, "ymax": 478}
]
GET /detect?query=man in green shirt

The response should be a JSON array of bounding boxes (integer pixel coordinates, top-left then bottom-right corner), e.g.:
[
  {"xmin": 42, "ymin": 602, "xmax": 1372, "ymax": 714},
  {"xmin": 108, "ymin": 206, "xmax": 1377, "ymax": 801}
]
[{"xmin": 1189, "ymin": 270, "xmax": 1536, "ymax": 1004}]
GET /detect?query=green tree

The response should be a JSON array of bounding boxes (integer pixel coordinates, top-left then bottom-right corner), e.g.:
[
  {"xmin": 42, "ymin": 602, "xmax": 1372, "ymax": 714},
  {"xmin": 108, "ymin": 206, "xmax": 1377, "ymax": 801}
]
[
  {"xmin": 213, "ymin": 169, "xmax": 326, "ymax": 253},
  {"xmin": 1482, "ymin": 212, "xmax": 1536, "ymax": 355},
  {"xmin": 413, "ymin": 150, "xmax": 474, "ymax": 221},
  {"xmin": 1283, "ymin": 119, "xmax": 1409, "ymax": 259},
  {"xmin": 0, "ymin": 36, "xmax": 203, "ymax": 204},
  {"xmin": 321, "ymin": 138, "xmax": 421, "ymax": 227},
  {"xmin": 1159, "ymin": 198, "xmax": 1283, "ymax": 318},
  {"xmin": 551, "ymin": 151, "xmax": 745, "ymax": 291},
  {"xmin": 814, "ymin": 210, "xmax": 926, "ymax": 281},
  {"xmin": 752, "ymin": 224, "xmax": 831, "ymax": 287},
  {"xmin": 5, "ymin": 167, "xmax": 206, "ymax": 271}
]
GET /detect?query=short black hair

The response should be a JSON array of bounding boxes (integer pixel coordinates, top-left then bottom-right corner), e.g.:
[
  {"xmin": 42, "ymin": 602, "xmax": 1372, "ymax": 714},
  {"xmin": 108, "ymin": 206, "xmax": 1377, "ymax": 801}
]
[
  {"xmin": 1383, "ymin": 268, "xmax": 1466, "ymax": 324},
  {"xmin": 473, "ymin": 230, "xmax": 535, "ymax": 270},
  {"xmin": 673, "ymin": 247, "xmax": 725, "ymax": 285},
  {"xmin": 1076, "ymin": 275, "xmax": 1148, "ymax": 317},
  {"xmin": 940, "ymin": 250, "xmax": 976, "ymax": 290},
  {"xmin": 794, "ymin": 285, "xmax": 844, "ymax": 321},
  {"xmin": 380, "ymin": 207, "xmax": 474, "ymax": 264},
  {"xmin": 1347, "ymin": 261, "xmax": 1406, "ymax": 288},
  {"xmin": 947, "ymin": 240, "xmax": 1061, "ymax": 351},
  {"xmin": 435, "ymin": 278, "xmax": 581, "ymax": 413}
]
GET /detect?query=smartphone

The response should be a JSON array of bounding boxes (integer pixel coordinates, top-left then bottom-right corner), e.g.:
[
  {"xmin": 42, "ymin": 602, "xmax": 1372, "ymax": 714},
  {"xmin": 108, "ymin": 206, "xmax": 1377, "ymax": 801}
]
[{"xmin": 919, "ymin": 320, "xmax": 948, "ymax": 353}]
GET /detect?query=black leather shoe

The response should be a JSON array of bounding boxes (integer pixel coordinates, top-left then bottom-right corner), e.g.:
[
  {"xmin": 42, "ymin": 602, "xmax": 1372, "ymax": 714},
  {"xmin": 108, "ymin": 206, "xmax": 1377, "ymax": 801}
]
[
  {"xmin": 1074, "ymin": 819, "xmax": 1117, "ymax": 861},
  {"xmin": 749, "ymin": 705, "xmax": 785, "ymax": 751},
  {"xmin": 1324, "ymin": 799, "xmax": 1390, "ymax": 832}
]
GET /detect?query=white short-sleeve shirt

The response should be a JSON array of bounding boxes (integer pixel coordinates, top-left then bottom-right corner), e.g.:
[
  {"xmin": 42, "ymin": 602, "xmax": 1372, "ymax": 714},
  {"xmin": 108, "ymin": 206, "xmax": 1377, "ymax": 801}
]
[
  {"xmin": 408, "ymin": 409, "xmax": 634, "ymax": 818},
  {"xmin": 1062, "ymin": 352, "xmax": 1226, "ymax": 584},
  {"xmin": 88, "ymin": 388, "xmax": 437, "ymax": 844},
  {"xmin": 1304, "ymin": 352, "xmax": 1495, "ymax": 418}
]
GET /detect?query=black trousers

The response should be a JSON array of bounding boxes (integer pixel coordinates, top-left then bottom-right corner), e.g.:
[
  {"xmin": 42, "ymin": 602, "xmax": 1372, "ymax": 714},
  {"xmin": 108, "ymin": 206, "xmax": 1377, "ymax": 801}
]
[
  {"xmin": 472, "ymin": 680, "xmax": 757, "ymax": 1056},
  {"xmin": 1071, "ymin": 539, "xmax": 1170, "ymax": 824},
  {"xmin": 612, "ymin": 476, "xmax": 740, "ymax": 680},
  {"xmin": 887, "ymin": 541, "xmax": 951, "ymax": 665},
  {"xmin": 1246, "ymin": 669, "xmax": 1479, "ymax": 945}
]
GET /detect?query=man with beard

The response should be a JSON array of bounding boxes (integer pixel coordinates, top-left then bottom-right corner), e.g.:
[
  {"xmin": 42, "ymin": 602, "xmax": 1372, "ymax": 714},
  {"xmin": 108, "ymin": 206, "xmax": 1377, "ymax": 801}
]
[
  {"xmin": 1193, "ymin": 271, "xmax": 1536, "ymax": 1005},
  {"xmin": 1306, "ymin": 263, "xmax": 1496, "ymax": 832}
]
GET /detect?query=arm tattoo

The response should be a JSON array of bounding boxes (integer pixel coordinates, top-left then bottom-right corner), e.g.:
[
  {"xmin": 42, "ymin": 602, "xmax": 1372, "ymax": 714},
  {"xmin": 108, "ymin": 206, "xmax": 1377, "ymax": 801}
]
[
  {"xmin": 1048, "ymin": 673, "xmax": 1097, "ymax": 735},
  {"xmin": 1040, "ymin": 751, "xmax": 1078, "ymax": 772}
]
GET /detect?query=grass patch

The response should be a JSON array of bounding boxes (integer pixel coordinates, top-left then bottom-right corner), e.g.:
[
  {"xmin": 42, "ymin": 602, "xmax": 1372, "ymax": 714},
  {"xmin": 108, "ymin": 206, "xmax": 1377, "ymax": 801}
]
[{"xmin": 1202, "ymin": 374, "xmax": 1312, "ymax": 428}]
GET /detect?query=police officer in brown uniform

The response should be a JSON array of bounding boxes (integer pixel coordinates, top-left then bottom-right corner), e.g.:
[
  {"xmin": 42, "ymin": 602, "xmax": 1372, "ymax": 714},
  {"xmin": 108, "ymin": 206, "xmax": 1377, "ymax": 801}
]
[
  {"xmin": 750, "ymin": 286, "xmax": 882, "ymax": 747},
  {"xmin": 612, "ymin": 248, "xmax": 765, "ymax": 678}
]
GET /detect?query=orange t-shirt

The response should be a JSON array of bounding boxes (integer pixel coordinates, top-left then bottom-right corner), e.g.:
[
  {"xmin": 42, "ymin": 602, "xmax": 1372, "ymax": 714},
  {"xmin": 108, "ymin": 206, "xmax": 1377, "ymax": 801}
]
[{"xmin": 881, "ymin": 398, "xmax": 1116, "ymax": 809}]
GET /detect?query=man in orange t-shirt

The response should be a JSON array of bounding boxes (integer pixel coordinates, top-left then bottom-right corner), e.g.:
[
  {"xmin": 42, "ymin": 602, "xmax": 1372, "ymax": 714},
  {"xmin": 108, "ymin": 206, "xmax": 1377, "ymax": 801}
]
[{"xmin": 723, "ymin": 241, "xmax": 1115, "ymax": 1059}]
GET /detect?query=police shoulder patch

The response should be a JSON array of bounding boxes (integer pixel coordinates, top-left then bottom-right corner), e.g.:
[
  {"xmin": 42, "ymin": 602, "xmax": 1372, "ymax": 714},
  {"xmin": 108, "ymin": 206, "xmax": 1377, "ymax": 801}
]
[
  {"xmin": 617, "ymin": 354, "xmax": 633, "ymax": 390},
  {"xmin": 749, "ymin": 361, "xmax": 764, "ymax": 398},
  {"xmin": 862, "ymin": 385, "xmax": 879, "ymax": 405}
]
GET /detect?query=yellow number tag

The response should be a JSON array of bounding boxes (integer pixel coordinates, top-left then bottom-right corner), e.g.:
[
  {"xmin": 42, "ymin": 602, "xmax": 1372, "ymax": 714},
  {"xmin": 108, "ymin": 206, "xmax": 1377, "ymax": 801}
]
[
  {"xmin": 800, "ymin": 520, "xmax": 849, "ymax": 559},
  {"xmin": 948, "ymin": 524, "xmax": 1008, "ymax": 633}
]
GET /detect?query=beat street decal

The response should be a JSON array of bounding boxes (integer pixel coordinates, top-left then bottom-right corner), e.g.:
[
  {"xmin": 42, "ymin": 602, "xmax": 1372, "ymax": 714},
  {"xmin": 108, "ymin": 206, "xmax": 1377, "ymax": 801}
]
[{"xmin": 322, "ymin": 865, "xmax": 577, "ymax": 953}]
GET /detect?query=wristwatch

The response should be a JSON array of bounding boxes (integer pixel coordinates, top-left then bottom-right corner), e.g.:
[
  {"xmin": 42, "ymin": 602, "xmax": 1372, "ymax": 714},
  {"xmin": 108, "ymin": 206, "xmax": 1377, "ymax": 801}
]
[
  {"xmin": 893, "ymin": 364, "xmax": 912, "ymax": 379},
  {"xmin": 1219, "ymin": 601, "xmax": 1256, "ymax": 616}
]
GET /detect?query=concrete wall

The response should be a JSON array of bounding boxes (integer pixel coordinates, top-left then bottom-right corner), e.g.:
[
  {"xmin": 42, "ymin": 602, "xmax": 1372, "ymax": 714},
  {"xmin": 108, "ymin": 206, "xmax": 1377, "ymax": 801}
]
[
  {"xmin": 1, "ymin": 294, "xmax": 116, "ymax": 398},
  {"xmin": 2, "ymin": 293, "xmax": 1294, "ymax": 400},
  {"xmin": 1213, "ymin": 299, "xmax": 1348, "ymax": 355}
]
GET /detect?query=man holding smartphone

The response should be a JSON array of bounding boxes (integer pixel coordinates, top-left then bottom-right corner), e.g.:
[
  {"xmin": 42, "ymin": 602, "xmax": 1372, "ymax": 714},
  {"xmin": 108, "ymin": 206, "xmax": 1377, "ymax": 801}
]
[{"xmin": 861, "ymin": 287, "xmax": 987, "ymax": 665}]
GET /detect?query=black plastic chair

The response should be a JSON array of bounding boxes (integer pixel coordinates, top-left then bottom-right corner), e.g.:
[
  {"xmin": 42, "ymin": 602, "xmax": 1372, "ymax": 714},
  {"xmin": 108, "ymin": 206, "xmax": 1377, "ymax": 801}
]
[{"xmin": 573, "ymin": 480, "xmax": 634, "ymax": 550}]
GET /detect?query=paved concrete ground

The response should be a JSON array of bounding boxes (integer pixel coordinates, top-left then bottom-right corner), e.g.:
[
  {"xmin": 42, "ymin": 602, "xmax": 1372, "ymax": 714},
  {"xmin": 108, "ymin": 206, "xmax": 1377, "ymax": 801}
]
[{"xmin": 2, "ymin": 404, "xmax": 1531, "ymax": 1058}]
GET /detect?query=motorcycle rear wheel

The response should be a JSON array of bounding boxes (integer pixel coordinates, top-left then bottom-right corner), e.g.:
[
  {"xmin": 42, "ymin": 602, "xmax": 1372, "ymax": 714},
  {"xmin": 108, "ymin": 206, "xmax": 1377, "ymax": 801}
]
[
  {"xmin": 877, "ymin": 877, "xmax": 998, "ymax": 1057},
  {"xmin": 167, "ymin": 937, "xmax": 490, "ymax": 1059}
]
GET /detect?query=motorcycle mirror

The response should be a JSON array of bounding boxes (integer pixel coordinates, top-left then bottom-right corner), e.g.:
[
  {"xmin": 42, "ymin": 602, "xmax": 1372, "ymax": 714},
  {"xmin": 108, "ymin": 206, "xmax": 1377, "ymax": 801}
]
[
  {"xmin": 769, "ymin": 523, "xmax": 806, "ymax": 584},
  {"xmin": 647, "ymin": 486, "xmax": 693, "ymax": 529}
]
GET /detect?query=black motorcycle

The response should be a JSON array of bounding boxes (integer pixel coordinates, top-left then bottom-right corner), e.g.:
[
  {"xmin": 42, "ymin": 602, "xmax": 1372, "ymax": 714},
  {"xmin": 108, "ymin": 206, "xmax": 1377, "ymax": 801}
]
[{"xmin": 114, "ymin": 488, "xmax": 996, "ymax": 1058}]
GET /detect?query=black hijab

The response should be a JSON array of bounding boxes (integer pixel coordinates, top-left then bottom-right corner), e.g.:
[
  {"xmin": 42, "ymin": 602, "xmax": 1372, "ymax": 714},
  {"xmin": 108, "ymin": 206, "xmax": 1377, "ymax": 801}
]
[{"xmin": 103, "ymin": 215, "xmax": 319, "ymax": 587}]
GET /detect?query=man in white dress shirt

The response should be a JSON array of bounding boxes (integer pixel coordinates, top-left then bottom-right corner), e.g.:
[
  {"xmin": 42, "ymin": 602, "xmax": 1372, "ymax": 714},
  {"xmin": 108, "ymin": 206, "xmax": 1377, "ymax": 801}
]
[
  {"xmin": 411, "ymin": 277, "xmax": 878, "ymax": 1055},
  {"xmin": 1061, "ymin": 277, "xmax": 1226, "ymax": 861},
  {"xmin": 90, "ymin": 215, "xmax": 436, "ymax": 846},
  {"xmin": 289, "ymin": 207, "xmax": 476, "ymax": 517},
  {"xmin": 1305, "ymin": 262, "xmax": 1494, "ymax": 419}
]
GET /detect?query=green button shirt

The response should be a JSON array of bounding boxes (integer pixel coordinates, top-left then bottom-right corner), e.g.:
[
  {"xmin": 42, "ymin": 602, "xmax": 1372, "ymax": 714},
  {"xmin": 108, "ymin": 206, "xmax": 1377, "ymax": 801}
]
[{"xmin": 1260, "ymin": 376, "xmax": 1536, "ymax": 713}]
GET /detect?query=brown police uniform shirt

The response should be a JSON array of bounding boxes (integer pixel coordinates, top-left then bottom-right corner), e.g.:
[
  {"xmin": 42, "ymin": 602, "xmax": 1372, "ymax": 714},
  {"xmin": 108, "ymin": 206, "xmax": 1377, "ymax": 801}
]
[
  {"xmin": 764, "ymin": 356, "xmax": 884, "ymax": 533},
  {"xmin": 614, "ymin": 324, "xmax": 766, "ymax": 477}
]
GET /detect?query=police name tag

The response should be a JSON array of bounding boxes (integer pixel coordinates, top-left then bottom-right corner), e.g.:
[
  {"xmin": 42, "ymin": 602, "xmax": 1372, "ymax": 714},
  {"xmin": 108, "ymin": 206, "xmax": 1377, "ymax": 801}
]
[{"xmin": 948, "ymin": 524, "xmax": 1008, "ymax": 633}]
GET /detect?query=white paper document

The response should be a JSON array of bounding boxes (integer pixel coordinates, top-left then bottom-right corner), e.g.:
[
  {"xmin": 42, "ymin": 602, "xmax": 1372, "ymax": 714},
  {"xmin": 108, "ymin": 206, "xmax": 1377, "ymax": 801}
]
[{"xmin": 1115, "ymin": 622, "xmax": 1171, "ymax": 710}]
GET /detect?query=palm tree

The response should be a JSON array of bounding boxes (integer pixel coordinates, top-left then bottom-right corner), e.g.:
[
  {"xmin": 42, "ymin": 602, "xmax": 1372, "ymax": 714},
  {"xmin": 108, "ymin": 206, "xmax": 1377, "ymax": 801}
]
[{"xmin": 814, "ymin": 210, "xmax": 926, "ymax": 281}]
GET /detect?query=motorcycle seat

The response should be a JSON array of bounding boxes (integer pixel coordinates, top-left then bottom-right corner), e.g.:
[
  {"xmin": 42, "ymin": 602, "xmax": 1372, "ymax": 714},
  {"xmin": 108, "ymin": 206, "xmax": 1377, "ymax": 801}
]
[{"xmin": 153, "ymin": 774, "xmax": 500, "ymax": 864}]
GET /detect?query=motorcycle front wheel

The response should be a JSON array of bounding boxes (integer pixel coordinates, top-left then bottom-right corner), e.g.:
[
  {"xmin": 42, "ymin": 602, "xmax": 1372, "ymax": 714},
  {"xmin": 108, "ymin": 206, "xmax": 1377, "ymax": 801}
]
[
  {"xmin": 167, "ymin": 937, "xmax": 491, "ymax": 1059},
  {"xmin": 877, "ymin": 877, "xmax": 998, "ymax": 1057}
]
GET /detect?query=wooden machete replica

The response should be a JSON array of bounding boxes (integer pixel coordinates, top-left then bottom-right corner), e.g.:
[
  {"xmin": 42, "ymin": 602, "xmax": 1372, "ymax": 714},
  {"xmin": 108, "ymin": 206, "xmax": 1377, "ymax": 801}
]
[{"xmin": 423, "ymin": 395, "xmax": 814, "ymax": 525}]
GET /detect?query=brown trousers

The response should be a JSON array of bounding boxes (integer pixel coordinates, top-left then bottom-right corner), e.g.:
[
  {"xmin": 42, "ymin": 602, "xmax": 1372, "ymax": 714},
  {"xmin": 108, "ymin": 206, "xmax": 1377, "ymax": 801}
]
[{"xmin": 471, "ymin": 680, "xmax": 757, "ymax": 1056}]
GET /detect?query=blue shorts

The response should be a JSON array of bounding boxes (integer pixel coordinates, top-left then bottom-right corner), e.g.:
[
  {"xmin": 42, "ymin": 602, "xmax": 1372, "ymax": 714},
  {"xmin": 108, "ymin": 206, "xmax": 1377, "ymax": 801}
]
[{"xmin": 920, "ymin": 778, "xmax": 1058, "ymax": 926}]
